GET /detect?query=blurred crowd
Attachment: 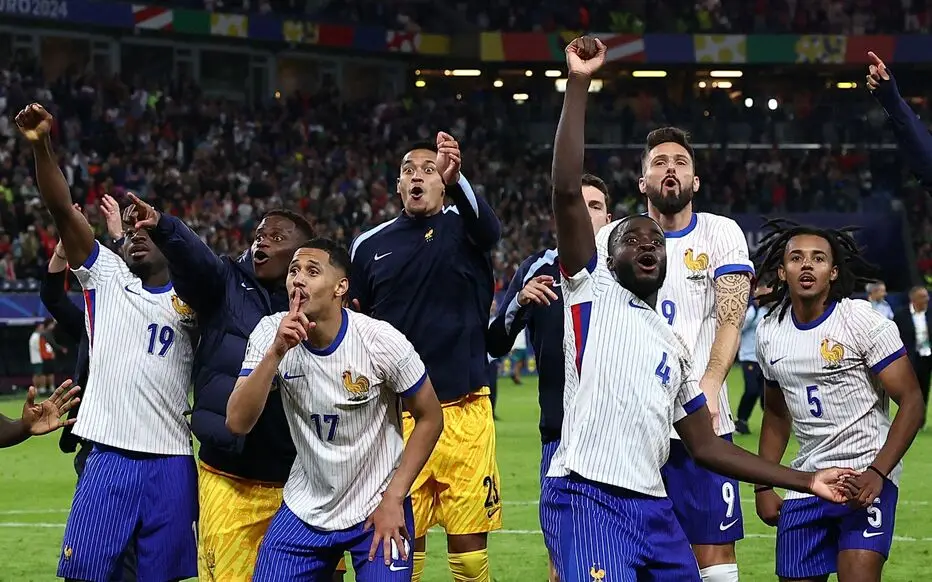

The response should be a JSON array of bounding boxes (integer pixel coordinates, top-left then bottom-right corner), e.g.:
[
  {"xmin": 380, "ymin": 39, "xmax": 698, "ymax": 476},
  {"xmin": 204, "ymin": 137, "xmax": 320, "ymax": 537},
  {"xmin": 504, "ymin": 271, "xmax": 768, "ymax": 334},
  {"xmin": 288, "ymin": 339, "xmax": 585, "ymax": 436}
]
[
  {"xmin": 138, "ymin": 0, "xmax": 932, "ymax": 34},
  {"xmin": 0, "ymin": 51, "xmax": 930, "ymax": 292}
]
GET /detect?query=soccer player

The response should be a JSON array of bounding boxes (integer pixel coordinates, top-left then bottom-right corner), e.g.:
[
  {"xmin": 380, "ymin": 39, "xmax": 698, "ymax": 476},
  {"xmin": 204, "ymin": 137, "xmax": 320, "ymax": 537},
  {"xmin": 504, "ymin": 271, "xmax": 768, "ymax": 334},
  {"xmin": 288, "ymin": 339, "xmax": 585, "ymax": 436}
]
[
  {"xmin": 594, "ymin": 97, "xmax": 753, "ymax": 582},
  {"xmin": 486, "ymin": 172, "xmax": 611, "ymax": 581},
  {"xmin": 0, "ymin": 379, "xmax": 80, "ymax": 448},
  {"xmin": 228, "ymin": 239, "xmax": 443, "ymax": 581},
  {"xmin": 350, "ymin": 133, "xmax": 502, "ymax": 581},
  {"xmin": 124, "ymin": 194, "xmax": 345, "ymax": 581},
  {"xmin": 752, "ymin": 219, "xmax": 925, "ymax": 581},
  {"xmin": 16, "ymin": 102, "xmax": 199, "ymax": 582},
  {"xmin": 545, "ymin": 36, "xmax": 858, "ymax": 581}
]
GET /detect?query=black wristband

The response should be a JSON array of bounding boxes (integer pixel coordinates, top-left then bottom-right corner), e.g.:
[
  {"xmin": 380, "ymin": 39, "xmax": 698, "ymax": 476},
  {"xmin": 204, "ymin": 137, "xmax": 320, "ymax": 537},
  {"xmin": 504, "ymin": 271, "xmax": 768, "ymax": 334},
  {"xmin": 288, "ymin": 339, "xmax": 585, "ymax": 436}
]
[
  {"xmin": 754, "ymin": 486, "xmax": 773, "ymax": 493},
  {"xmin": 867, "ymin": 465, "xmax": 887, "ymax": 479}
]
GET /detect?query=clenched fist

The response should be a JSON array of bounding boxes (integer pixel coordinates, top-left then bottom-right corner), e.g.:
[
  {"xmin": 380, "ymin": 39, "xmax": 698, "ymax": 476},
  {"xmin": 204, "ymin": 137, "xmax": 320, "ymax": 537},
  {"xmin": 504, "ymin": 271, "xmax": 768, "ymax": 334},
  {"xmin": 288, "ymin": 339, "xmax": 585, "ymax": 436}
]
[
  {"xmin": 15, "ymin": 103, "xmax": 54, "ymax": 144},
  {"xmin": 565, "ymin": 36, "xmax": 606, "ymax": 78}
]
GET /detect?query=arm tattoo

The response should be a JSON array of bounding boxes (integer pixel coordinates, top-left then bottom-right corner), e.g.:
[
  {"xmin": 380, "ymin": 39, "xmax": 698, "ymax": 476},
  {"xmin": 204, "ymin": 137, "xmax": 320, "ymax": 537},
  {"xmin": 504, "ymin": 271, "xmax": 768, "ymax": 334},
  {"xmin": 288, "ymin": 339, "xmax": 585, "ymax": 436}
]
[{"xmin": 715, "ymin": 273, "xmax": 752, "ymax": 329}]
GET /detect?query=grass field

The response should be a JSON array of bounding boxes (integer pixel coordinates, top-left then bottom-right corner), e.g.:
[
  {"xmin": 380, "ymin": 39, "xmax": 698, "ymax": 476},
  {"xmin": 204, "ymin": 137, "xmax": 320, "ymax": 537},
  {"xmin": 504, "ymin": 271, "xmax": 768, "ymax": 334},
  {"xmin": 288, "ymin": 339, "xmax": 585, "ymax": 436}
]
[{"xmin": 1, "ymin": 368, "xmax": 931, "ymax": 581}]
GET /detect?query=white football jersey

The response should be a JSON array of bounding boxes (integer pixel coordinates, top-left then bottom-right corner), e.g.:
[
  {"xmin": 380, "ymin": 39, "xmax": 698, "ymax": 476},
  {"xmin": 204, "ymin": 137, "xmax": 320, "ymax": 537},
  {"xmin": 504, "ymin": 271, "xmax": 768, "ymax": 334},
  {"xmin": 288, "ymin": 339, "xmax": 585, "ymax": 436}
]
[
  {"xmin": 71, "ymin": 241, "xmax": 196, "ymax": 455},
  {"xmin": 547, "ymin": 254, "xmax": 706, "ymax": 497},
  {"xmin": 756, "ymin": 298, "xmax": 906, "ymax": 499},
  {"xmin": 597, "ymin": 212, "xmax": 754, "ymax": 437},
  {"xmin": 241, "ymin": 309, "xmax": 427, "ymax": 530}
]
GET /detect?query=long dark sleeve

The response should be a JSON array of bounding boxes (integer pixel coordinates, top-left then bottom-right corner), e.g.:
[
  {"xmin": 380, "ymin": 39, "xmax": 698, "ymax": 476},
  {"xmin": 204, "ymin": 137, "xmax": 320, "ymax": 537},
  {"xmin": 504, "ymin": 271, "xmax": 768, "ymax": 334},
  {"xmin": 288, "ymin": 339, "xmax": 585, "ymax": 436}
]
[
  {"xmin": 872, "ymin": 73, "xmax": 932, "ymax": 188},
  {"xmin": 39, "ymin": 270, "xmax": 84, "ymax": 341},
  {"xmin": 446, "ymin": 174, "xmax": 502, "ymax": 251},
  {"xmin": 487, "ymin": 259, "xmax": 534, "ymax": 358},
  {"xmin": 148, "ymin": 213, "xmax": 228, "ymax": 314}
]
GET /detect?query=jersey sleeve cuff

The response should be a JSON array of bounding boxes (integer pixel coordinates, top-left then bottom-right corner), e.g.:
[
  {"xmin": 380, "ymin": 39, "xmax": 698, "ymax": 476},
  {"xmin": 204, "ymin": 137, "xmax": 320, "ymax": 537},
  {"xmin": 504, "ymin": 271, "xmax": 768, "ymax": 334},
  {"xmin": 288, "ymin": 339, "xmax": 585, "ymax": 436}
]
[
  {"xmin": 558, "ymin": 253, "xmax": 598, "ymax": 277},
  {"xmin": 683, "ymin": 393, "xmax": 707, "ymax": 416},
  {"xmin": 399, "ymin": 371, "xmax": 428, "ymax": 399},
  {"xmin": 81, "ymin": 240, "xmax": 101, "ymax": 270},
  {"xmin": 238, "ymin": 368, "xmax": 253, "ymax": 377},
  {"xmin": 713, "ymin": 263, "xmax": 754, "ymax": 279},
  {"xmin": 870, "ymin": 346, "xmax": 907, "ymax": 374}
]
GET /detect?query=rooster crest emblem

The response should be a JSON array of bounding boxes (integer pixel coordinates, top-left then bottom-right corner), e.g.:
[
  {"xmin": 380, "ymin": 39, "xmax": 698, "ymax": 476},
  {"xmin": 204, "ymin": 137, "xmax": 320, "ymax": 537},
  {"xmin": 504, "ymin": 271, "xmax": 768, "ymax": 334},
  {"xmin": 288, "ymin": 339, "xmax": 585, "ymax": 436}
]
[
  {"xmin": 425, "ymin": 228, "xmax": 434, "ymax": 242},
  {"xmin": 342, "ymin": 370, "xmax": 371, "ymax": 401},
  {"xmin": 589, "ymin": 563, "xmax": 605, "ymax": 581},
  {"xmin": 684, "ymin": 249, "xmax": 709, "ymax": 281},
  {"xmin": 820, "ymin": 339, "xmax": 845, "ymax": 369},
  {"xmin": 171, "ymin": 295, "xmax": 197, "ymax": 326}
]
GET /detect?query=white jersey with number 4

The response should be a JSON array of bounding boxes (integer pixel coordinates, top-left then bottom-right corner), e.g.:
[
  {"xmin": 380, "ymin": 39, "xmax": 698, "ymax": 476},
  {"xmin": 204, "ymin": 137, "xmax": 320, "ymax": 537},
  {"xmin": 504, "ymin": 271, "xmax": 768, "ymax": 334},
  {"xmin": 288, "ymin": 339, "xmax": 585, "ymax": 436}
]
[
  {"xmin": 71, "ymin": 241, "xmax": 196, "ymax": 455},
  {"xmin": 756, "ymin": 298, "xmax": 906, "ymax": 499},
  {"xmin": 597, "ymin": 212, "xmax": 754, "ymax": 437},
  {"xmin": 547, "ymin": 254, "xmax": 707, "ymax": 497},
  {"xmin": 241, "ymin": 309, "xmax": 427, "ymax": 530}
]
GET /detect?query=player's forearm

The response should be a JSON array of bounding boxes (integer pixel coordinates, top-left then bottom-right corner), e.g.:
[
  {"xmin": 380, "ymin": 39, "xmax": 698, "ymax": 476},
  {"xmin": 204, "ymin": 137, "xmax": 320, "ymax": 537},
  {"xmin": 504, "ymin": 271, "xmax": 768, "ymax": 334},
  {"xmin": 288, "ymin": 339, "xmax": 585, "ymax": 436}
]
[
  {"xmin": 150, "ymin": 214, "xmax": 224, "ymax": 311},
  {"xmin": 0, "ymin": 416, "xmax": 29, "ymax": 448},
  {"xmin": 227, "ymin": 352, "xmax": 281, "ymax": 435},
  {"xmin": 873, "ymin": 76, "xmax": 932, "ymax": 186},
  {"xmin": 445, "ymin": 176, "xmax": 502, "ymax": 250},
  {"xmin": 870, "ymin": 388, "xmax": 923, "ymax": 476},
  {"xmin": 386, "ymin": 390, "xmax": 443, "ymax": 501},
  {"xmin": 705, "ymin": 274, "xmax": 751, "ymax": 385},
  {"xmin": 694, "ymin": 433, "xmax": 811, "ymax": 494},
  {"xmin": 32, "ymin": 142, "xmax": 93, "ymax": 266}
]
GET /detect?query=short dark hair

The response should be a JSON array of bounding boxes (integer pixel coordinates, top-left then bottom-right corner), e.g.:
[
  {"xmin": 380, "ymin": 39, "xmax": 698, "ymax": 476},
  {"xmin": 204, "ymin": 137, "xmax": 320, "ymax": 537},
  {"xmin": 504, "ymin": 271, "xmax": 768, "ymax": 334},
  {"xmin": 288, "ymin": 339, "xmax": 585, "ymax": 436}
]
[
  {"xmin": 404, "ymin": 141, "xmax": 438, "ymax": 156},
  {"xmin": 263, "ymin": 209, "xmax": 315, "ymax": 241},
  {"xmin": 642, "ymin": 127, "xmax": 695, "ymax": 169},
  {"xmin": 607, "ymin": 215, "xmax": 662, "ymax": 254},
  {"xmin": 581, "ymin": 173, "xmax": 609, "ymax": 205},
  {"xmin": 300, "ymin": 238, "xmax": 351, "ymax": 277}
]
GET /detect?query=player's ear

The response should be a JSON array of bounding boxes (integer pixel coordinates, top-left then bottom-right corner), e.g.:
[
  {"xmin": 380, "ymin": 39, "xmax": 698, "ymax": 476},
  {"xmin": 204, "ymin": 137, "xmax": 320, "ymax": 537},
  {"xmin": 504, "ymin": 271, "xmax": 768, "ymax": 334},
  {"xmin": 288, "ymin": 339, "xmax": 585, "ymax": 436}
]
[
  {"xmin": 637, "ymin": 176, "xmax": 647, "ymax": 194},
  {"xmin": 777, "ymin": 264, "xmax": 786, "ymax": 282},
  {"xmin": 691, "ymin": 174, "xmax": 700, "ymax": 192},
  {"xmin": 334, "ymin": 276, "xmax": 349, "ymax": 299},
  {"xmin": 396, "ymin": 177, "xmax": 402, "ymax": 196},
  {"xmin": 830, "ymin": 266, "xmax": 838, "ymax": 282}
]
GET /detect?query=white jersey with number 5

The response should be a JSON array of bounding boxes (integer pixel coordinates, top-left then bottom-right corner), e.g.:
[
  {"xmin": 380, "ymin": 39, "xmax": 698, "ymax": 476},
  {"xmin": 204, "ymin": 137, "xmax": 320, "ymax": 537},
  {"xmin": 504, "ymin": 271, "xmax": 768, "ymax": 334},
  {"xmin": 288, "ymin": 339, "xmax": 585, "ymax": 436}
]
[
  {"xmin": 70, "ymin": 241, "xmax": 196, "ymax": 455},
  {"xmin": 756, "ymin": 298, "xmax": 906, "ymax": 499},
  {"xmin": 546, "ymin": 253, "xmax": 707, "ymax": 497},
  {"xmin": 240, "ymin": 308, "xmax": 427, "ymax": 530},
  {"xmin": 597, "ymin": 212, "xmax": 754, "ymax": 437}
]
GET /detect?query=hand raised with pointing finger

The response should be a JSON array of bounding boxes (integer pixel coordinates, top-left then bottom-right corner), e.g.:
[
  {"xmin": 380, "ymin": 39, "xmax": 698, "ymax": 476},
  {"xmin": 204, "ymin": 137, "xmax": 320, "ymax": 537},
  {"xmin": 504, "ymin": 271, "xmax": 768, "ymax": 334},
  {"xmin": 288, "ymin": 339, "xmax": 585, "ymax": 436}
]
[
  {"xmin": 565, "ymin": 36, "xmax": 606, "ymax": 78},
  {"xmin": 518, "ymin": 275, "xmax": 559, "ymax": 307},
  {"xmin": 272, "ymin": 291, "xmax": 314, "ymax": 357},
  {"xmin": 866, "ymin": 51, "xmax": 890, "ymax": 92},
  {"xmin": 436, "ymin": 131, "xmax": 462, "ymax": 185},
  {"xmin": 125, "ymin": 192, "xmax": 160, "ymax": 231}
]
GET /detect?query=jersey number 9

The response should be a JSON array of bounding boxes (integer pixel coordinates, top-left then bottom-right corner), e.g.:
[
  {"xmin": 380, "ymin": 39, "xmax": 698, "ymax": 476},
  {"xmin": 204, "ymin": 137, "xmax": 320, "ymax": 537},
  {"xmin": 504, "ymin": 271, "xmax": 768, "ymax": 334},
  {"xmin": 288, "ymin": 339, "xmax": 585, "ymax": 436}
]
[{"xmin": 660, "ymin": 300, "xmax": 676, "ymax": 326}]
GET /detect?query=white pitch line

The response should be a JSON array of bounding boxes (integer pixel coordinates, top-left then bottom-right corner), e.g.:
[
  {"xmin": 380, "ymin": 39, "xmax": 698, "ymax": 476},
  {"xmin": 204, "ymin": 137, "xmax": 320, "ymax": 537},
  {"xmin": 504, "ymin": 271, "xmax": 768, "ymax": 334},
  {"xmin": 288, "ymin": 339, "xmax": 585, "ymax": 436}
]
[{"xmin": 502, "ymin": 499, "xmax": 931, "ymax": 507}]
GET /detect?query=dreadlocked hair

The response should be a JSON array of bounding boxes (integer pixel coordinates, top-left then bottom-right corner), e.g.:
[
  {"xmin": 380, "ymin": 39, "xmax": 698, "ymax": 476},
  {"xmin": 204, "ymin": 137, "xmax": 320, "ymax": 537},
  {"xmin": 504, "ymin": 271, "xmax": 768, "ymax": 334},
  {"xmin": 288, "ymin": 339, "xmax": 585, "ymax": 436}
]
[{"xmin": 751, "ymin": 218, "xmax": 880, "ymax": 322}]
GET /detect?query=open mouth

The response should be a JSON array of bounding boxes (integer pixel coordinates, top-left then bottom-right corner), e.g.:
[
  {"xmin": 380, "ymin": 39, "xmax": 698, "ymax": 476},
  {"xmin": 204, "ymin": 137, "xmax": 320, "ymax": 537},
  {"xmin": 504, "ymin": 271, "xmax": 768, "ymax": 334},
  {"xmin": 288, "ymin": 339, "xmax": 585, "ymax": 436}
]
[
  {"xmin": 662, "ymin": 176, "xmax": 679, "ymax": 189},
  {"xmin": 636, "ymin": 252, "xmax": 659, "ymax": 272},
  {"xmin": 129, "ymin": 244, "xmax": 148, "ymax": 259},
  {"xmin": 410, "ymin": 186, "xmax": 425, "ymax": 199},
  {"xmin": 254, "ymin": 250, "xmax": 269, "ymax": 265},
  {"xmin": 798, "ymin": 273, "xmax": 817, "ymax": 289}
]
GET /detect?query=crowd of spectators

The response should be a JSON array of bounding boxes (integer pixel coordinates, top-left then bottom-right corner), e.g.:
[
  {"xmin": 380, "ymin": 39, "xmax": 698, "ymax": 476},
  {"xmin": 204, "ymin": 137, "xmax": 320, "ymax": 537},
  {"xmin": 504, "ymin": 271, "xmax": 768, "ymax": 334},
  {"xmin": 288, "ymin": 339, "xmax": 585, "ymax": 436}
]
[
  {"xmin": 0, "ymin": 50, "xmax": 930, "ymax": 294},
  {"xmin": 137, "ymin": 0, "xmax": 932, "ymax": 35}
]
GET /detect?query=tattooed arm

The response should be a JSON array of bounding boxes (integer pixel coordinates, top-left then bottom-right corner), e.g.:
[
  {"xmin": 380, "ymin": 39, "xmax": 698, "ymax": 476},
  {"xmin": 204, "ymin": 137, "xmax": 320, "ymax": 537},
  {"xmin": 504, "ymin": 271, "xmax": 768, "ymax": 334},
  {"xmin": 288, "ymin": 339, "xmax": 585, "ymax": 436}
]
[{"xmin": 699, "ymin": 273, "xmax": 752, "ymax": 430}]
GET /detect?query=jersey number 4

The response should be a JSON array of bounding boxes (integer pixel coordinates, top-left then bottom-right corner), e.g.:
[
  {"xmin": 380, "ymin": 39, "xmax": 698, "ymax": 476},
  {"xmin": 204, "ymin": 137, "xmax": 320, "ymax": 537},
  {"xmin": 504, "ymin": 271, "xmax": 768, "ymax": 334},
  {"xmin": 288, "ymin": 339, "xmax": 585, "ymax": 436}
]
[{"xmin": 146, "ymin": 324, "xmax": 175, "ymax": 357}]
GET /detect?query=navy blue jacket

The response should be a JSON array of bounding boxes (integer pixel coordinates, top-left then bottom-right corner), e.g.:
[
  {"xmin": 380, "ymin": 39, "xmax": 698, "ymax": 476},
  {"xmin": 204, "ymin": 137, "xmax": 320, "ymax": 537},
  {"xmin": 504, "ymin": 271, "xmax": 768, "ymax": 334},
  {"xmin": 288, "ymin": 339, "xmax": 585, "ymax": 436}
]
[
  {"xmin": 872, "ymin": 71, "xmax": 932, "ymax": 189},
  {"xmin": 39, "ymin": 268, "xmax": 89, "ymax": 454},
  {"xmin": 487, "ymin": 249, "xmax": 564, "ymax": 444},
  {"xmin": 150, "ymin": 215, "xmax": 294, "ymax": 483},
  {"xmin": 350, "ymin": 176, "xmax": 501, "ymax": 402}
]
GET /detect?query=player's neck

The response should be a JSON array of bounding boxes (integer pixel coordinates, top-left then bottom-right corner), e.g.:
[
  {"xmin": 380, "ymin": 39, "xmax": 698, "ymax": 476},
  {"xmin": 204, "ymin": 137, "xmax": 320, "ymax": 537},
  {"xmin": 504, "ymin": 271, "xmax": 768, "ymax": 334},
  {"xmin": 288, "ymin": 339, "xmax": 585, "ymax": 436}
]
[
  {"xmin": 790, "ymin": 294, "xmax": 830, "ymax": 325},
  {"xmin": 647, "ymin": 204, "xmax": 693, "ymax": 234},
  {"xmin": 141, "ymin": 269, "xmax": 170, "ymax": 289},
  {"xmin": 304, "ymin": 307, "xmax": 345, "ymax": 351}
]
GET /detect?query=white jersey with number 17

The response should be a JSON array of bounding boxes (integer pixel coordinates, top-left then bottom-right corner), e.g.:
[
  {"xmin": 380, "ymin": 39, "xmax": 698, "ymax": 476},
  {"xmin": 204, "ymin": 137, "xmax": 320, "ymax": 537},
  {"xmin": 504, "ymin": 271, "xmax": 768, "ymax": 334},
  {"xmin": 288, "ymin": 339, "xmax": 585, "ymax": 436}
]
[
  {"xmin": 756, "ymin": 298, "xmax": 907, "ymax": 500},
  {"xmin": 596, "ymin": 212, "xmax": 754, "ymax": 437}
]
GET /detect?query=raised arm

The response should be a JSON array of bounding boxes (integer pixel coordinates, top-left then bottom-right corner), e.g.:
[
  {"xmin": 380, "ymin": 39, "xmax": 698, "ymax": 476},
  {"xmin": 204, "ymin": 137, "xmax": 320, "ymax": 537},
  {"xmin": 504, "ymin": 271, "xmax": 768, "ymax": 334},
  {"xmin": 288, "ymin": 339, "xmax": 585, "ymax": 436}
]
[
  {"xmin": 127, "ymin": 193, "xmax": 227, "ymax": 314},
  {"xmin": 867, "ymin": 52, "xmax": 932, "ymax": 187},
  {"xmin": 436, "ymin": 131, "xmax": 502, "ymax": 251},
  {"xmin": 40, "ymin": 241, "xmax": 85, "ymax": 341},
  {"xmin": 15, "ymin": 104, "xmax": 94, "ymax": 266},
  {"xmin": 553, "ymin": 37, "xmax": 606, "ymax": 275}
]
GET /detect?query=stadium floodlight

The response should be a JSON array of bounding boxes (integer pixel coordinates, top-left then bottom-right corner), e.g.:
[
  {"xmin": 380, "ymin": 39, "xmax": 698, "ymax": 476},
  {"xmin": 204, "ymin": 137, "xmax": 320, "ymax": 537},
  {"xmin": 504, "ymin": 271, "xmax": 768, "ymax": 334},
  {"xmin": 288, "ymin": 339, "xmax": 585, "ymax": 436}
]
[
  {"xmin": 451, "ymin": 69, "xmax": 481, "ymax": 77},
  {"xmin": 632, "ymin": 70, "xmax": 667, "ymax": 78},
  {"xmin": 555, "ymin": 79, "xmax": 603, "ymax": 93},
  {"xmin": 513, "ymin": 93, "xmax": 529, "ymax": 102},
  {"xmin": 493, "ymin": 79, "xmax": 504, "ymax": 88},
  {"xmin": 698, "ymin": 81, "xmax": 707, "ymax": 88},
  {"xmin": 415, "ymin": 79, "xmax": 426, "ymax": 88},
  {"xmin": 744, "ymin": 97, "xmax": 754, "ymax": 108},
  {"xmin": 710, "ymin": 70, "xmax": 743, "ymax": 78},
  {"xmin": 768, "ymin": 98, "xmax": 778, "ymax": 110},
  {"xmin": 836, "ymin": 82, "xmax": 857, "ymax": 89},
  {"xmin": 525, "ymin": 70, "xmax": 533, "ymax": 77},
  {"xmin": 713, "ymin": 81, "xmax": 733, "ymax": 89},
  {"xmin": 545, "ymin": 70, "xmax": 562, "ymax": 78}
]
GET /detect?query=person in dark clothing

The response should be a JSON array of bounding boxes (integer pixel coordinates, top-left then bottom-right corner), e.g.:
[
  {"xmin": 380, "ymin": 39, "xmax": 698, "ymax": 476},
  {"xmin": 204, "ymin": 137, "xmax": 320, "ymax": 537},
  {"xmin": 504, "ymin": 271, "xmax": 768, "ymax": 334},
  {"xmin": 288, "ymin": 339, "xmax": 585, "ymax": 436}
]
[
  {"xmin": 123, "ymin": 193, "xmax": 345, "ymax": 581},
  {"xmin": 893, "ymin": 286, "xmax": 932, "ymax": 427}
]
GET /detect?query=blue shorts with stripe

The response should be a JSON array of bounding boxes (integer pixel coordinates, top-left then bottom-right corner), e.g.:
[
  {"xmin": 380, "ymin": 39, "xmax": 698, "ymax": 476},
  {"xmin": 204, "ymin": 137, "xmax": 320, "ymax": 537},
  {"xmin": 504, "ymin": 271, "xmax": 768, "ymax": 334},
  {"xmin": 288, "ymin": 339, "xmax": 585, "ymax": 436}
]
[
  {"xmin": 254, "ymin": 498, "xmax": 416, "ymax": 581},
  {"xmin": 661, "ymin": 433, "xmax": 745, "ymax": 545},
  {"xmin": 538, "ymin": 441, "xmax": 561, "ymax": 565},
  {"xmin": 776, "ymin": 483, "xmax": 898, "ymax": 579},
  {"xmin": 546, "ymin": 473, "xmax": 700, "ymax": 582},
  {"xmin": 57, "ymin": 444, "xmax": 198, "ymax": 581}
]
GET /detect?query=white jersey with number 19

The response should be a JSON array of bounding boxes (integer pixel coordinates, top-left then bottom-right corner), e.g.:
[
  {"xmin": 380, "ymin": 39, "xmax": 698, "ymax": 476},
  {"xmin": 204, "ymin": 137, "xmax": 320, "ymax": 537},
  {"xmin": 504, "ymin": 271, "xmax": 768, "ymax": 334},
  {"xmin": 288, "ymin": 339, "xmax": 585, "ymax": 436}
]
[
  {"xmin": 546, "ymin": 253, "xmax": 707, "ymax": 497},
  {"xmin": 756, "ymin": 298, "xmax": 907, "ymax": 500},
  {"xmin": 597, "ymin": 212, "xmax": 754, "ymax": 437},
  {"xmin": 70, "ymin": 241, "xmax": 196, "ymax": 456}
]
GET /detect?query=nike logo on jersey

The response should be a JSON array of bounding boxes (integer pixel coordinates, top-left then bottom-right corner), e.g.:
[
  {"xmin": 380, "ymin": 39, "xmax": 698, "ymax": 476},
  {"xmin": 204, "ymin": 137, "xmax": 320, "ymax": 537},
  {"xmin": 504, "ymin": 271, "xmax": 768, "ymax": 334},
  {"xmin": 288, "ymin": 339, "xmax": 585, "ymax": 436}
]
[
  {"xmin": 862, "ymin": 530, "xmax": 884, "ymax": 538},
  {"xmin": 719, "ymin": 518, "xmax": 739, "ymax": 531},
  {"xmin": 124, "ymin": 285, "xmax": 141, "ymax": 296},
  {"xmin": 769, "ymin": 356, "xmax": 786, "ymax": 366},
  {"xmin": 389, "ymin": 564, "xmax": 409, "ymax": 572},
  {"xmin": 487, "ymin": 506, "xmax": 500, "ymax": 519},
  {"xmin": 374, "ymin": 252, "xmax": 392, "ymax": 261},
  {"xmin": 241, "ymin": 282, "xmax": 255, "ymax": 291},
  {"xmin": 282, "ymin": 372, "xmax": 305, "ymax": 380}
]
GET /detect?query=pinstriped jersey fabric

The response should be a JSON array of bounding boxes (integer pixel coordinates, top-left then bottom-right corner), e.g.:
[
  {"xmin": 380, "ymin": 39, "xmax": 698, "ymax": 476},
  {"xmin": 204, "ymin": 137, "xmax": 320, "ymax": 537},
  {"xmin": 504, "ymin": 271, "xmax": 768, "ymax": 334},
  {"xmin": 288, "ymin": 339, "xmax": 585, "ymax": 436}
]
[
  {"xmin": 241, "ymin": 309, "xmax": 427, "ymax": 530},
  {"xmin": 756, "ymin": 298, "xmax": 907, "ymax": 499},
  {"xmin": 70, "ymin": 241, "xmax": 195, "ymax": 455}
]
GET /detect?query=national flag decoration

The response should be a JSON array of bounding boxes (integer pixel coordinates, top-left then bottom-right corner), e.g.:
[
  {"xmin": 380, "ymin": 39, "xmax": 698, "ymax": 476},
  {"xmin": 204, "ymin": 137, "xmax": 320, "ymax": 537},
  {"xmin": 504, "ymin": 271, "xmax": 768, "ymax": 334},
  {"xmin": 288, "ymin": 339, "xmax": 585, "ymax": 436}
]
[
  {"xmin": 795, "ymin": 35, "xmax": 847, "ymax": 63},
  {"xmin": 387, "ymin": 30, "xmax": 419, "ymax": 53},
  {"xmin": 210, "ymin": 13, "xmax": 248, "ymax": 38},
  {"xmin": 283, "ymin": 20, "xmax": 318, "ymax": 44},
  {"xmin": 596, "ymin": 34, "xmax": 645, "ymax": 63},
  {"xmin": 694, "ymin": 35, "xmax": 746, "ymax": 63},
  {"xmin": 132, "ymin": 5, "xmax": 172, "ymax": 30}
]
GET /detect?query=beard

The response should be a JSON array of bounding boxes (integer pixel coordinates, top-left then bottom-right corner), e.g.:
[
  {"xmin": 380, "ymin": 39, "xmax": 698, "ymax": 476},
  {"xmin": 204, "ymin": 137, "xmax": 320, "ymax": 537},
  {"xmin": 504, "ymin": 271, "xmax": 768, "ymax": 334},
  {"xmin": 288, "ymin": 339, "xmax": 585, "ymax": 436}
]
[
  {"xmin": 612, "ymin": 260, "xmax": 667, "ymax": 302},
  {"xmin": 645, "ymin": 180, "xmax": 694, "ymax": 215}
]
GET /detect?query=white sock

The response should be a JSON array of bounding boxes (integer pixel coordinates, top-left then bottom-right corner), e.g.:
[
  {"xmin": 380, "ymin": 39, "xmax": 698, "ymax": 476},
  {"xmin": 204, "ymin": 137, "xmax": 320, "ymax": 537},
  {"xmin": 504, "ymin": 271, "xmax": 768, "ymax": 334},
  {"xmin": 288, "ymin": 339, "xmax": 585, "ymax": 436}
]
[{"xmin": 700, "ymin": 563, "xmax": 739, "ymax": 582}]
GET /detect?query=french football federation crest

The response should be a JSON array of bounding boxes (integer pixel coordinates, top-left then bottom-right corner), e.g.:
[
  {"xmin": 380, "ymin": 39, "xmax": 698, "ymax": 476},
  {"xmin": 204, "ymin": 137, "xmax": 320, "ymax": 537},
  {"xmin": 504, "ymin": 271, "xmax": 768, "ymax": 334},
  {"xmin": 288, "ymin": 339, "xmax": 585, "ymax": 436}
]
[
  {"xmin": 684, "ymin": 248, "xmax": 709, "ymax": 281},
  {"xmin": 342, "ymin": 370, "xmax": 370, "ymax": 401},
  {"xmin": 820, "ymin": 339, "xmax": 844, "ymax": 369}
]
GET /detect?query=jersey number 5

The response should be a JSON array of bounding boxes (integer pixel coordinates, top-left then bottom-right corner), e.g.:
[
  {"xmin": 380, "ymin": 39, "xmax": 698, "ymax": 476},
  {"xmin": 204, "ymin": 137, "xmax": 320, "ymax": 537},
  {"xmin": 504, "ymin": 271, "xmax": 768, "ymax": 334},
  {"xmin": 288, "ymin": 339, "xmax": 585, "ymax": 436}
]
[
  {"xmin": 805, "ymin": 385, "xmax": 823, "ymax": 418},
  {"xmin": 146, "ymin": 324, "xmax": 175, "ymax": 357}
]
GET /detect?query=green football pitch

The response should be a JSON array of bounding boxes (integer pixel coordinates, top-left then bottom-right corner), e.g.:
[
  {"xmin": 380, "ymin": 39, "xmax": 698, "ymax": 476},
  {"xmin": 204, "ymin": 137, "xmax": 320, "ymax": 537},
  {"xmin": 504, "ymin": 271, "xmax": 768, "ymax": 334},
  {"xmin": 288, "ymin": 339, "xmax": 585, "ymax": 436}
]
[{"xmin": 1, "ymin": 369, "xmax": 930, "ymax": 581}]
